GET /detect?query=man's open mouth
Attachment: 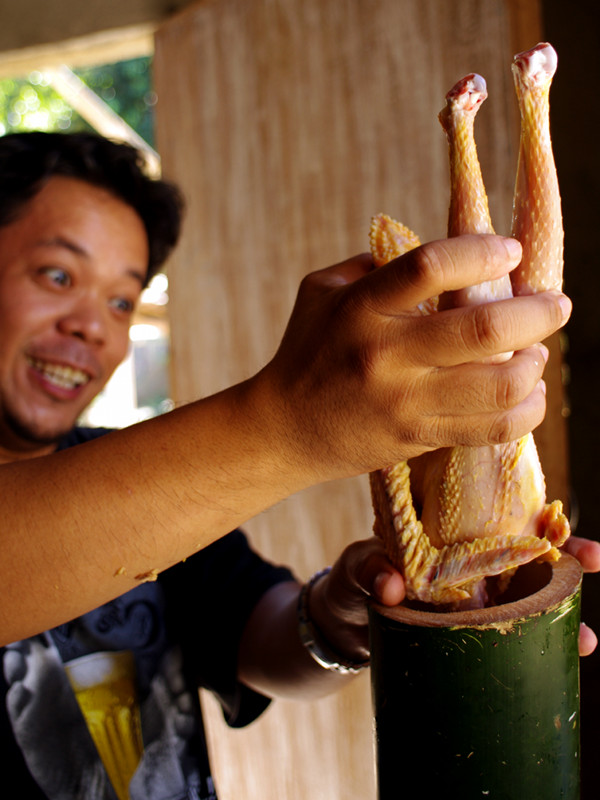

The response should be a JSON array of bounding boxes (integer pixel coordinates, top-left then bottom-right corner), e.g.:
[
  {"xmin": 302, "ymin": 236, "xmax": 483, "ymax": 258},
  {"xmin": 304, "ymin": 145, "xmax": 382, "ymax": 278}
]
[{"xmin": 26, "ymin": 356, "xmax": 91, "ymax": 391}]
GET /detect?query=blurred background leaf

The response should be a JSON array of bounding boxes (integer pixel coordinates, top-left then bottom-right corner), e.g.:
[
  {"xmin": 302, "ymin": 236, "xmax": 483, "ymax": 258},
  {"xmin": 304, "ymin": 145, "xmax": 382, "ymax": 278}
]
[{"xmin": 0, "ymin": 56, "xmax": 154, "ymax": 144}]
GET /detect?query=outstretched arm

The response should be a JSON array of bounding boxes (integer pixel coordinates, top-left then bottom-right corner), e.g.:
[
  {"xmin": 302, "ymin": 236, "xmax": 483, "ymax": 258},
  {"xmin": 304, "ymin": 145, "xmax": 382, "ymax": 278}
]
[{"xmin": 0, "ymin": 235, "xmax": 569, "ymax": 645}]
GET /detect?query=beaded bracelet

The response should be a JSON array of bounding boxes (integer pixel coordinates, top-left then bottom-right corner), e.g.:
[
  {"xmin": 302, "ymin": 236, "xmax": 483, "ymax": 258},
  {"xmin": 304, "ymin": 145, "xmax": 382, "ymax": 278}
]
[{"xmin": 297, "ymin": 566, "xmax": 370, "ymax": 675}]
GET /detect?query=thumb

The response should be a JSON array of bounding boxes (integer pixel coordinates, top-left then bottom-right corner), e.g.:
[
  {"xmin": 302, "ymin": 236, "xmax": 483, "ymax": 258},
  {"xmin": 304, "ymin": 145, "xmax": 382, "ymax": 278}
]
[
  {"xmin": 370, "ymin": 568, "xmax": 405, "ymax": 607},
  {"xmin": 353, "ymin": 550, "xmax": 405, "ymax": 607}
]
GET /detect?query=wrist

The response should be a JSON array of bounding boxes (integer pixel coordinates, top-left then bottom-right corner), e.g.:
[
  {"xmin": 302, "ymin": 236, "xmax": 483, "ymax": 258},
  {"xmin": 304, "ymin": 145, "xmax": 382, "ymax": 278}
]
[
  {"xmin": 239, "ymin": 368, "xmax": 329, "ymax": 490},
  {"xmin": 298, "ymin": 568, "xmax": 370, "ymax": 675}
]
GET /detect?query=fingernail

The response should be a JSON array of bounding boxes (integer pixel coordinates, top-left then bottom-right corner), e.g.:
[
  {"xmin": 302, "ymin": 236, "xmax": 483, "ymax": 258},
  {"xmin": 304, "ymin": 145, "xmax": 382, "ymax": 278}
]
[
  {"xmin": 558, "ymin": 293, "xmax": 572, "ymax": 320},
  {"xmin": 503, "ymin": 237, "xmax": 522, "ymax": 261},
  {"xmin": 539, "ymin": 343, "xmax": 549, "ymax": 363},
  {"xmin": 373, "ymin": 571, "xmax": 390, "ymax": 597}
]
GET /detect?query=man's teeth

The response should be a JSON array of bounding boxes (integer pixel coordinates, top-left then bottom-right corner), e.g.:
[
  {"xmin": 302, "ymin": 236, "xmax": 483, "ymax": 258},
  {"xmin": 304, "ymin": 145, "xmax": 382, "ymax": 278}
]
[{"xmin": 27, "ymin": 357, "xmax": 90, "ymax": 390}]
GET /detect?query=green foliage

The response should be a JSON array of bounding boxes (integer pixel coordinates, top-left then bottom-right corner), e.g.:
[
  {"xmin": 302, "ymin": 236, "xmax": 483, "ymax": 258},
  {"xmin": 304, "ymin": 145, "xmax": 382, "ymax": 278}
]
[
  {"xmin": 0, "ymin": 57, "xmax": 155, "ymax": 145},
  {"xmin": 0, "ymin": 72, "xmax": 77, "ymax": 133},
  {"xmin": 76, "ymin": 57, "xmax": 156, "ymax": 145}
]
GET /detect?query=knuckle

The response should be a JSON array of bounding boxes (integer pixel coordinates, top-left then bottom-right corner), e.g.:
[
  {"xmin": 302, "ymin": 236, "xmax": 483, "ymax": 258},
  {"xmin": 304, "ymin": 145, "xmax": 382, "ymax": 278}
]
[
  {"xmin": 347, "ymin": 327, "xmax": 386, "ymax": 381},
  {"xmin": 486, "ymin": 398, "xmax": 545, "ymax": 446},
  {"xmin": 469, "ymin": 304, "xmax": 506, "ymax": 353},
  {"xmin": 408, "ymin": 244, "xmax": 447, "ymax": 294},
  {"xmin": 406, "ymin": 417, "xmax": 439, "ymax": 450},
  {"xmin": 349, "ymin": 322, "xmax": 400, "ymax": 387},
  {"xmin": 354, "ymin": 347, "xmax": 382, "ymax": 387},
  {"xmin": 298, "ymin": 269, "xmax": 325, "ymax": 297},
  {"xmin": 495, "ymin": 368, "xmax": 525, "ymax": 411},
  {"xmin": 487, "ymin": 412, "xmax": 517, "ymax": 445}
]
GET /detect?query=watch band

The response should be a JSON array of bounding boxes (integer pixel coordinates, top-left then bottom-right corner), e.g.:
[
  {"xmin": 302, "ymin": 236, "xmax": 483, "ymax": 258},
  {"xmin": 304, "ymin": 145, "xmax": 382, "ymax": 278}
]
[{"xmin": 297, "ymin": 567, "xmax": 370, "ymax": 675}]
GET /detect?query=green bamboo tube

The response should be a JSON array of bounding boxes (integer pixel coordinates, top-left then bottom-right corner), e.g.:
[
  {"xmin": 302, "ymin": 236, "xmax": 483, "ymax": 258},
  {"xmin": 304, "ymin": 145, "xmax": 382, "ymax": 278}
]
[{"xmin": 369, "ymin": 554, "xmax": 582, "ymax": 800}]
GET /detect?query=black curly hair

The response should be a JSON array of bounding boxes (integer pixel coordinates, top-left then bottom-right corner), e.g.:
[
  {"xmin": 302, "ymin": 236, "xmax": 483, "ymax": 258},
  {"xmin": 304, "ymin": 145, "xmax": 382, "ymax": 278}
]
[{"xmin": 0, "ymin": 131, "xmax": 184, "ymax": 284}]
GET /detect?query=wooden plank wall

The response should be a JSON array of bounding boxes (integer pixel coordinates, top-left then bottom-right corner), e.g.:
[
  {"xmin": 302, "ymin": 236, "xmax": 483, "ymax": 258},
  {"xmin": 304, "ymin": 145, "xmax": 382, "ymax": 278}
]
[{"xmin": 154, "ymin": 1, "xmax": 553, "ymax": 797}]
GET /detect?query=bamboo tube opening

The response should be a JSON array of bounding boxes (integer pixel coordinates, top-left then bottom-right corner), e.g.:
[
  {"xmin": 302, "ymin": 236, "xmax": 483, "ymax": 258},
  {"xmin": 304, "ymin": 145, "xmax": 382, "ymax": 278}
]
[{"xmin": 371, "ymin": 552, "xmax": 582, "ymax": 629}]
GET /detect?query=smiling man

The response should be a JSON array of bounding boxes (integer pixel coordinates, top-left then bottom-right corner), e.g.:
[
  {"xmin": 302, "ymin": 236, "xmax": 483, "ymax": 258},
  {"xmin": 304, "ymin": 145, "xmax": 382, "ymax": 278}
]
[
  {"xmin": 0, "ymin": 176, "xmax": 148, "ymax": 454},
  {"xmin": 0, "ymin": 132, "xmax": 596, "ymax": 800},
  {"xmin": 0, "ymin": 133, "xmax": 400, "ymax": 800}
]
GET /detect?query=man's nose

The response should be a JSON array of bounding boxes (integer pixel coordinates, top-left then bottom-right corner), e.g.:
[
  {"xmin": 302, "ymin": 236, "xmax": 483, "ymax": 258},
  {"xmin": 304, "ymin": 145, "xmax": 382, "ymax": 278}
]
[{"xmin": 57, "ymin": 296, "xmax": 108, "ymax": 344}]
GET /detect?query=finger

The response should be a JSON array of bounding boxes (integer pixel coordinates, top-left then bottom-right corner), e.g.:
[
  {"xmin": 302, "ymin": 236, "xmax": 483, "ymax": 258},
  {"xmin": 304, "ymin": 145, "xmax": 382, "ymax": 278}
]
[
  {"xmin": 354, "ymin": 560, "xmax": 405, "ymax": 609},
  {"xmin": 353, "ymin": 548, "xmax": 405, "ymax": 603},
  {"xmin": 420, "ymin": 380, "xmax": 548, "ymax": 449},
  {"xmin": 332, "ymin": 538, "xmax": 405, "ymax": 610},
  {"xmin": 579, "ymin": 623, "xmax": 598, "ymax": 657},
  {"xmin": 448, "ymin": 292, "xmax": 571, "ymax": 364},
  {"xmin": 562, "ymin": 536, "xmax": 600, "ymax": 573},
  {"xmin": 359, "ymin": 234, "xmax": 522, "ymax": 314},
  {"xmin": 394, "ymin": 292, "xmax": 570, "ymax": 369},
  {"xmin": 415, "ymin": 344, "xmax": 548, "ymax": 418}
]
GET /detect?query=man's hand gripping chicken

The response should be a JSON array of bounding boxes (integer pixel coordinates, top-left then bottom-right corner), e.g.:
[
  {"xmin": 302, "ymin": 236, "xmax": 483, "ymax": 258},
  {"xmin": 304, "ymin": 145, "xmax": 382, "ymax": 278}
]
[{"xmin": 370, "ymin": 43, "xmax": 570, "ymax": 608}]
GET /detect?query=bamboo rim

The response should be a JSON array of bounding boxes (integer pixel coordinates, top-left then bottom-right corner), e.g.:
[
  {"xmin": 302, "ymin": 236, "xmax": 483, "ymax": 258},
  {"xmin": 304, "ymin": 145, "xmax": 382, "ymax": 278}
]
[{"xmin": 370, "ymin": 552, "xmax": 582, "ymax": 629}]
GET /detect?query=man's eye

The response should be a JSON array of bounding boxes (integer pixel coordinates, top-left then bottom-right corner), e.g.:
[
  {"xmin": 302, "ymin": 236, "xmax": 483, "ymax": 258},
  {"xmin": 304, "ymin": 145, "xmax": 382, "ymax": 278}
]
[
  {"xmin": 40, "ymin": 267, "xmax": 71, "ymax": 287},
  {"xmin": 110, "ymin": 297, "xmax": 135, "ymax": 314}
]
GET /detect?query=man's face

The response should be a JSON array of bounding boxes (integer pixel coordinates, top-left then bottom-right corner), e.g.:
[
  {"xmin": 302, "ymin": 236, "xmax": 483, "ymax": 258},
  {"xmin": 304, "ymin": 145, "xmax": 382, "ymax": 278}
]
[{"xmin": 0, "ymin": 176, "xmax": 149, "ymax": 459}]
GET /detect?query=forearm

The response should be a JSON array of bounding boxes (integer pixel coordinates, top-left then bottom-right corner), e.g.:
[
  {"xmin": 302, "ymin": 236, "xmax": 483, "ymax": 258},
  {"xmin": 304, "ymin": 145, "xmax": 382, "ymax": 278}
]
[
  {"xmin": 0, "ymin": 378, "xmax": 313, "ymax": 646},
  {"xmin": 237, "ymin": 580, "xmax": 368, "ymax": 701},
  {"xmin": 0, "ymin": 239, "xmax": 570, "ymax": 645}
]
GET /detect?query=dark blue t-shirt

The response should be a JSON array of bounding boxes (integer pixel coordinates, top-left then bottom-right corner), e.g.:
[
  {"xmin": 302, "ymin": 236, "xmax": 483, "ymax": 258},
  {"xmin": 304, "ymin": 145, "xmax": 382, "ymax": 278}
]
[{"xmin": 0, "ymin": 427, "xmax": 294, "ymax": 799}]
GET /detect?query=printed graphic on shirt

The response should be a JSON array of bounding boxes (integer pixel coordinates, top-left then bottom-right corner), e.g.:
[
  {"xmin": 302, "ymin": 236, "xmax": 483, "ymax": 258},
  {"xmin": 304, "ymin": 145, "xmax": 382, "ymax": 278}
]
[{"xmin": 2, "ymin": 582, "xmax": 217, "ymax": 800}]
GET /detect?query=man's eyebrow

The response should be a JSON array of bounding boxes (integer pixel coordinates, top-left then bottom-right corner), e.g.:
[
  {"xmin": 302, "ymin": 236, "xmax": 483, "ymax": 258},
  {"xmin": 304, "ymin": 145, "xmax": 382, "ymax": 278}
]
[
  {"xmin": 36, "ymin": 236, "xmax": 146, "ymax": 286},
  {"xmin": 37, "ymin": 236, "xmax": 89, "ymax": 258}
]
